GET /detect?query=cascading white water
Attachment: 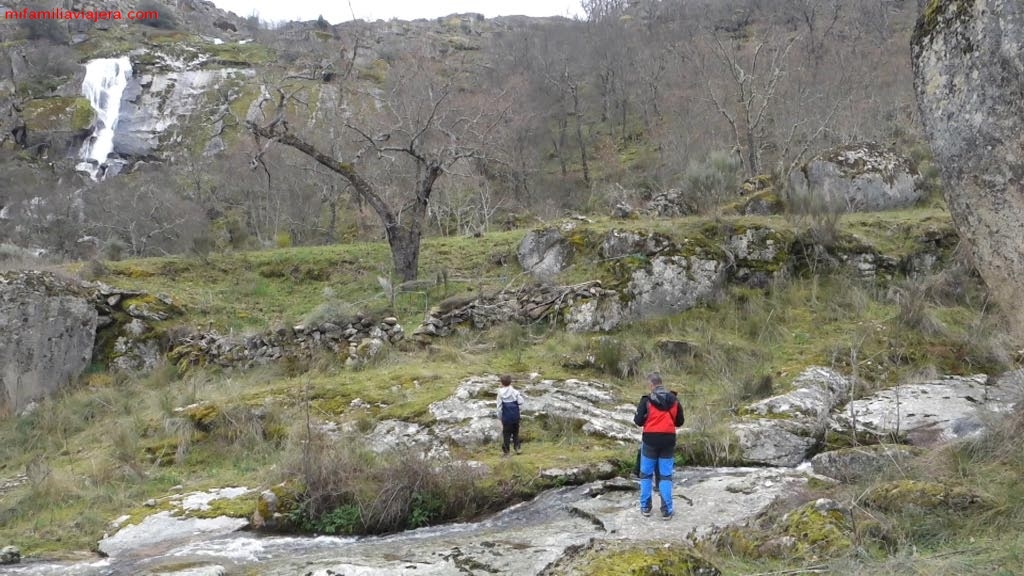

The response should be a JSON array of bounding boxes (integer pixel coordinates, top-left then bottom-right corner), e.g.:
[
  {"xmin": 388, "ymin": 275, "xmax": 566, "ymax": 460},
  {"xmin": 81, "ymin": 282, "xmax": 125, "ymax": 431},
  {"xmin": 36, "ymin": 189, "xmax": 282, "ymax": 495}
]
[{"xmin": 76, "ymin": 56, "xmax": 132, "ymax": 180}]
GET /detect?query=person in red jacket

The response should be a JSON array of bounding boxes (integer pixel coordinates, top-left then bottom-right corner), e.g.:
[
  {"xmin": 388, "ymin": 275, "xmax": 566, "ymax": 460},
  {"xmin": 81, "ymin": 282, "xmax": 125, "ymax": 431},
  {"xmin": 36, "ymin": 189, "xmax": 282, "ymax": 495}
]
[{"xmin": 633, "ymin": 372, "xmax": 685, "ymax": 520}]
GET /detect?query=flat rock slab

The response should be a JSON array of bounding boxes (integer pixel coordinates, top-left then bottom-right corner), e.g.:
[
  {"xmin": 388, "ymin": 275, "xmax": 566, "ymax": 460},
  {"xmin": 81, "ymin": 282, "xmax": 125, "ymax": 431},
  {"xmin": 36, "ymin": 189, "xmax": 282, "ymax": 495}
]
[
  {"xmin": 570, "ymin": 467, "xmax": 817, "ymax": 540},
  {"xmin": 98, "ymin": 512, "xmax": 250, "ymax": 558},
  {"xmin": 832, "ymin": 374, "xmax": 1022, "ymax": 446}
]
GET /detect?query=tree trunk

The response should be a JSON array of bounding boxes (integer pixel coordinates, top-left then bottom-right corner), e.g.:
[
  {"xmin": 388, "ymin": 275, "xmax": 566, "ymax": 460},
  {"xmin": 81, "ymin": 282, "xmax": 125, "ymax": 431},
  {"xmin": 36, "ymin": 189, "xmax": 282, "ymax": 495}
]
[
  {"xmin": 387, "ymin": 225, "xmax": 422, "ymax": 283},
  {"xmin": 570, "ymin": 85, "xmax": 590, "ymax": 187}
]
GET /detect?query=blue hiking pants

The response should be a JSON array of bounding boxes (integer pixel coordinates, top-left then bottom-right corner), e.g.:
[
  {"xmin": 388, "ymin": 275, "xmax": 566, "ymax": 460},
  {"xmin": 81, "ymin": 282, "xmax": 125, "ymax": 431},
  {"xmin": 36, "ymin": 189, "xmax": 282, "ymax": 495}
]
[{"xmin": 639, "ymin": 443, "xmax": 675, "ymax": 514}]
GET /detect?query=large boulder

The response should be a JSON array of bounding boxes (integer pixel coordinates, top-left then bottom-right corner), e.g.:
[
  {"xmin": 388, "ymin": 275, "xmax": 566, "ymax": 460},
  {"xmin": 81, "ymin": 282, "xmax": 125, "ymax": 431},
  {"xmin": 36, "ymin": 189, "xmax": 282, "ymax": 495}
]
[
  {"xmin": 912, "ymin": 0, "xmax": 1024, "ymax": 342},
  {"xmin": 0, "ymin": 271, "xmax": 97, "ymax": 417},
  {"xmin": 565, "ymin": 293, "xmax": 627, "ymax": 333},
  {"xmin": 731, "ymin": 367, "xmax": 852, "ymax": 466},
  {"xmin": 787, "ymin": 142, "xmax": 920, "ymax": 212}
]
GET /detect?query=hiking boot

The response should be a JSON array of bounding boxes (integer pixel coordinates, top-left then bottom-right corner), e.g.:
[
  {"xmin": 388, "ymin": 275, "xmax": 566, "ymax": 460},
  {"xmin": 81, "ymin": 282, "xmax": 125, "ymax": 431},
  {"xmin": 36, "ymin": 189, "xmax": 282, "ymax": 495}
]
[{"xmin": 640, "ymin": 506, "xmax": 652, "ymax": 517}]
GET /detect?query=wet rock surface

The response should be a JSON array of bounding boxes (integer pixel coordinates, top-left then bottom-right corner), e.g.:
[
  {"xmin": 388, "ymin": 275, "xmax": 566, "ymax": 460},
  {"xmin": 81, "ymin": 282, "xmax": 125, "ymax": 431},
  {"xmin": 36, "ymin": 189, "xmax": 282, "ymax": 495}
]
[{"xmin": 7, "ymin": 467, "xmax": 817, "ymax": 576}]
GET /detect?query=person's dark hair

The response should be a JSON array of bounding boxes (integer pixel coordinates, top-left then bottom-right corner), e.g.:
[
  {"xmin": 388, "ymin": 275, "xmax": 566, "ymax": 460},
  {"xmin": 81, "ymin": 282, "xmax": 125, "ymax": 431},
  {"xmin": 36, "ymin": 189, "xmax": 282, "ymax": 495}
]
[
  {"xmin": 500, "ymin": 375, "xmax": 512, "ymax": 386},
  {"xmin": 647, "ymin": 373, "xmax": 662, "ymax": 387}
]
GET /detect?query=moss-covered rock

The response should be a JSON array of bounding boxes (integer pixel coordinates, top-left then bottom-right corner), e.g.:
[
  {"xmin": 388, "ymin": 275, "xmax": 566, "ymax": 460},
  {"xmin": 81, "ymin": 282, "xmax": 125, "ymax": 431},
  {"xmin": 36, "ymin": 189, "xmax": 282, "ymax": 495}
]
[
  {"xmin": 781, "ymin": 499, "xmax": 853, "ymax": 558},
  {"xmin": 913, "ymin": 0, "xmax": 975, "ymax": 48},
  {"xmin": 183, "ymin": 402, "xmax": 220, "ymax": 431},
  {"xmin": 122, "ymin": 293, "xmax": 183, "ymax": 321},
  {"xmin": 570, "ymin": 543, "xmax": 721, "ymax": 576},
  {"xmin": 21, "ymin": 96, "xmax": 94, "ymax": 133},
  {"xmin": 863, "ymin": 480, "xmax": 989, "ymax": 512}
]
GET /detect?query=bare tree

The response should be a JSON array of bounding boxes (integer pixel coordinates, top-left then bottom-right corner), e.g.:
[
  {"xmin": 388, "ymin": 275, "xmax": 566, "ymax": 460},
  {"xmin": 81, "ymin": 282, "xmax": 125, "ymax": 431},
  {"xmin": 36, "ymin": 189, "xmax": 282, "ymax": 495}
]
[
  {"xmin": 250, "ymin": 63, "xmax": 510, "ymax": 282},
  {"xmin": 85, "ymin": 168, "xmax": 207, "ymax": 257},
  {"xmin": 702, "ymin": 30, "xmax": 799, "ymax": 177}
]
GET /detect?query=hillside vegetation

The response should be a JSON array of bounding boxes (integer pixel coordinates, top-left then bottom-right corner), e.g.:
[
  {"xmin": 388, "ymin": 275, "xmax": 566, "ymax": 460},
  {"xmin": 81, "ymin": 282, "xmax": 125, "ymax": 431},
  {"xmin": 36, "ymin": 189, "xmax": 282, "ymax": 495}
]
[
  {"xmin": 4, "ymin": 206, "xmax": 1024, "ymax": 574},
  {"xmin": 2, "ymin": 0, "xmax": 1024, "ymax": 573}
]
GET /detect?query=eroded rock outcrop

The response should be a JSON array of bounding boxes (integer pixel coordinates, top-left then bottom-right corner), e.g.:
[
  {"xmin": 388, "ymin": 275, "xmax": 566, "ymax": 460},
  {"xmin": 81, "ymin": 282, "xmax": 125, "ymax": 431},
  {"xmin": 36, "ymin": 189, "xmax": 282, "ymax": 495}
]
[
  {"xmin": 0, "ymin": 271, "xmax": 97, "ymax": 416},
  {"xmin": 427, "ymin": 374, "xmax": 638, "ymax": 448},
  {"xmin": 730, "ymin": 367, "xmax": 852, "ymax": 466},
  {"xmin": 517, "ymin": 227, "xmax": 574, "ymax": 280},
  {"xmin": 831, "ymin": 372, "xmax": 1023, "ymax": 446},
  {"xmin": 170, "ymin": 316, "xmax": 404, "ymax": 371},
  {"xmin": 912, "ymin": 0, "xmax": 1024, "ymax": 342}
]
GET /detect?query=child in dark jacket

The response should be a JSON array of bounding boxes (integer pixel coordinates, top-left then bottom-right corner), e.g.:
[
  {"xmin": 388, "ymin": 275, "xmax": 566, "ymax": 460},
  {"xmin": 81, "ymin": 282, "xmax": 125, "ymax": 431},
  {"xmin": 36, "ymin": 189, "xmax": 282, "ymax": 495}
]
[{"xmin": 497, "ymin": 375, "xmax": 524, "ymax": 455}]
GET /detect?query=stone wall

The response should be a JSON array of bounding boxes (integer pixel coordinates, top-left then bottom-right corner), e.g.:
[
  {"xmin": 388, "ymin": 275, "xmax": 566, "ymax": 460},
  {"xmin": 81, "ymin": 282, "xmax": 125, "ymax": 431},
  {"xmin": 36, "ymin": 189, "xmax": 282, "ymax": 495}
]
[
  {"xmin": 170, "ymin": 317, "xmax": 404, "ymax": 370},
  {"xmin": 412, "ymin": 282, "xmax": 610, "ymax": 340}
]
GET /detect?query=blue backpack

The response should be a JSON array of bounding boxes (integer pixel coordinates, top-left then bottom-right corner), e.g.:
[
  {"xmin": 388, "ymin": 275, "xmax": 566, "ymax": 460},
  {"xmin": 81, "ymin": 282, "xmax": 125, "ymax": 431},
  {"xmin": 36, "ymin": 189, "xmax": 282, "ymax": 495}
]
[{"xmin": 501, "ymin": 400, "xmax": 521, "ymax": 424}]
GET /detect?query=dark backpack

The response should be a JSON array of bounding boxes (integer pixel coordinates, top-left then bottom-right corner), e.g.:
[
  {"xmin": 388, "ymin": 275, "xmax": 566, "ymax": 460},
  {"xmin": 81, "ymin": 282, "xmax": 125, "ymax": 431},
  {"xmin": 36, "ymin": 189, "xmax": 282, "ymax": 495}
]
[{"xmin": 501, "ymin": 400, "xmax": 521, "ymax": 424}]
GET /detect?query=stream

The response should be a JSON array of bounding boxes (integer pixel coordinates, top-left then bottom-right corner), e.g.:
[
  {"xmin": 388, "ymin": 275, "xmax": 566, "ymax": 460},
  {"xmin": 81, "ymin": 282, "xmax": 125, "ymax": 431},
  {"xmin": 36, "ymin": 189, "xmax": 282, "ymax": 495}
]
[{"xmin": 5, "ymin": 467, "xmax": 814, "ymax": 575}]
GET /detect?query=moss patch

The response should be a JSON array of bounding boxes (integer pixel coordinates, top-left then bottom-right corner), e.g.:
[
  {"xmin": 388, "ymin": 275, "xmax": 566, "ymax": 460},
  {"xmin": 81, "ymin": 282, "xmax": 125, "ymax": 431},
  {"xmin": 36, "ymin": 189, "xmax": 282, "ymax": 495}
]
[
  {"xmin": 185, "ymin": 492, "xmax": 257, "ymax": 519},
  {"xmin": 913, "ymin": 0, "xmax": 976, "ymax": 48},
  {"xmin": 863, "ymin": 480, "xmax": 989, "ymax": 512},
  {"xmin": 782, "ymin": 502, "xmax": 853, "ymax": 558},
  {"xmin": 21, "ymin": 97, "xmax": 95, "ymax": 133},
  {"xmin": 570, "ymin": 543, "xmax": 721, "ymax": 576}
]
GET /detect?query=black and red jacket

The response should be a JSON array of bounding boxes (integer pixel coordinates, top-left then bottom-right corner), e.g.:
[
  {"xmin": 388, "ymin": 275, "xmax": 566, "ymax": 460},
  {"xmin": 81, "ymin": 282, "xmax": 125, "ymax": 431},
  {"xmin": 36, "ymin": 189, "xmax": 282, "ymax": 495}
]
[{"xmin": 634, "ymin": 386, "xmax": 685, "ymax": 449}]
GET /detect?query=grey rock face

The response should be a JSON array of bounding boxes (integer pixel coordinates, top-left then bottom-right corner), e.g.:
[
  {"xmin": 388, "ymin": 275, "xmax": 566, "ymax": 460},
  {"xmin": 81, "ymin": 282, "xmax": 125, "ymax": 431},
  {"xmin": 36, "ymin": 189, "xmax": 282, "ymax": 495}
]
[
  {"xmin": 787, "ymin": 142, "xmax": 920, "ymax": 212},
  {"xmin": 114, "ymin": 68, "xmax": 254, "ymax": 159},
  {"xmin": 730, "ymin": 419, "xmax": 820, "ymax": 468},
  {"xmin": 624, "ymin": 255, "xmax": 726, "ymax": 320},
  {"xmin": 565, "ymin": 293, "xmax": 627, "ymax": 332},
  {"xmin": 0, "ymin": 271, "xmax": 97, "ymax": 416},
  {"xmin": 912, "ymin": 0, "xmax": 1024, "ymax": 341},
  {"xmin": 1, "ymin": 545, "xmax": 20, "ymax": 565},
  {"xmin": 517, "ymin": 227, "xmax": 573, "ymax": 280},
  {"xmin": 831, "ymin": 373, "xmax": 1022, "ymax": 446},
  {"xmin": 645, "ymin": 188, "xmax": 692, "ymax": 217},
  {"xmin": 599, "ymin": 229, "xmax": 672, "ymax": 259},
  {"xmin": 732, "ymin": 367, "xmax": 852, "ymax": 466}
]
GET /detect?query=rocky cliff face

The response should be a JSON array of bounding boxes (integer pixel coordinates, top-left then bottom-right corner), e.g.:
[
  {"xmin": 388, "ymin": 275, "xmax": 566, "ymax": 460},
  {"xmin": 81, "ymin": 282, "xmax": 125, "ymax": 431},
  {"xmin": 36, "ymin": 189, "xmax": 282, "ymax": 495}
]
[
  {"xmin": 912, "ymin": 0, "xmax": 1024, "ymax": 340},
  {"xmin": 0, "ymin": 271, "xmax": 97, "ymax": 416}
]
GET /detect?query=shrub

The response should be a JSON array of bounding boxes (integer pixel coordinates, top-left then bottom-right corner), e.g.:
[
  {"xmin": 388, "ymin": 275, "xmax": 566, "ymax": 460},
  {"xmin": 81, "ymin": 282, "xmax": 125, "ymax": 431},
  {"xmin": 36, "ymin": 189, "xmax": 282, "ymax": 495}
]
[
  {"xmin": 0, "ymin": 244, "xmax": 40, "ymax": 270},
  {"xmin": 102, "ymin": 238, "xmax": 128, "ymax": 261},
  {"xmin": 274, "ymin": 232, "xmax": 292, "ymax": 248},
  {"xmin": 302, "ymin": 288, "xmax": 358, "ymax": 327},
  {"xmin": 78, "ymin": 259, "xmax": 109, "ymax": 281},
  {"xmin": 190, "ymin": 233, "xmax": 215, "ymax": 262},
  {"xmin": 136, "ymin": 0, "xmax": 178, "ymax": 29},
  {"xmin": 21, "ymin": 12, "xmax": 70, "ymax": 44},
  {"xmin": 680, "ymin": 150, "xmax": 742, "ymax": 215},
  {"xmin": 281, "ymin": 426, "xmax": 487, "ymax": 534}
]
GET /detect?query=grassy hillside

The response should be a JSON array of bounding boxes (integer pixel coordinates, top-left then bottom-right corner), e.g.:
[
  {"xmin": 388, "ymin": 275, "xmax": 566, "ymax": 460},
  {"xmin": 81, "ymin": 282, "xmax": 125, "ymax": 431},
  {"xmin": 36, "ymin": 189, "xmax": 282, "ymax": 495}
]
[{"xmin": 2, "ymin": 207, "xmax": 1021, "ymax": 572}]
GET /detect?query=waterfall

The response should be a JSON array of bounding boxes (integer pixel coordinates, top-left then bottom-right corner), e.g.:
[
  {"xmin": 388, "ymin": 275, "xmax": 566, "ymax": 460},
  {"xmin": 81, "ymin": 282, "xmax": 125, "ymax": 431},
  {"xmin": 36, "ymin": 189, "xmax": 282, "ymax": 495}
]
[{"xmin": 76, "ymin": 56, "xmax": 133, "ymax": 180}]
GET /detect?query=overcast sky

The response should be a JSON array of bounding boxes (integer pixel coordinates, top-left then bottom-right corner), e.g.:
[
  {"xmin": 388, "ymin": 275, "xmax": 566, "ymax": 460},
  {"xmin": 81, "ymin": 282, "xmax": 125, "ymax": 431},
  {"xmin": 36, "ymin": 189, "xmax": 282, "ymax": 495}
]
[{"xmin": 209, "ymin": 0, "xmax": 583, "ymax": 25}]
